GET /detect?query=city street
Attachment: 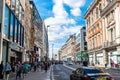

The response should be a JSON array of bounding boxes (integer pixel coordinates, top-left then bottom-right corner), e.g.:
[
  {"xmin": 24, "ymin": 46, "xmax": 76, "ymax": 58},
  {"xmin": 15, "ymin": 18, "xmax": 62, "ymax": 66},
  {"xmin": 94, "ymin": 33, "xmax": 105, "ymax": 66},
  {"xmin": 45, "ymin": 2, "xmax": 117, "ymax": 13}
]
[
  {"xmin": 51, "ymin": 64, "xmax": 73, "ymax": 80},
  {"xmin": 51, "ymin": 63, "xmax": 120, "ymax": 80}
]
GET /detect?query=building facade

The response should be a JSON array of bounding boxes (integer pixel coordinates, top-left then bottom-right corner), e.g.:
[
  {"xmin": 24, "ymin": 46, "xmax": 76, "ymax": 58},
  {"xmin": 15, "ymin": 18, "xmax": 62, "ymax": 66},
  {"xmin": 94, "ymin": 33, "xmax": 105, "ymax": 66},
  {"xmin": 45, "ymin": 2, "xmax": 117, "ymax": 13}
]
[
  {"xmin": 85, "ymin": 0, "xmax": 120, "ymax": 67},
  {"xmin": 75, "ymin": 27, "xmax": 88, "ymax": 61},
  {"xmin": 60, "ymin": 35, "xmax": 75, "ymax": 61},
  {"xmin": 30, "ymin": 1, "xmax": 44, "ymax": 61},
  {"xmin": 0, "ymin": 0, "xmax": 25, "ymax": 63},
  {"xmin": 42, "ymin": 21, "xmax": 49, "ymax": 61}
]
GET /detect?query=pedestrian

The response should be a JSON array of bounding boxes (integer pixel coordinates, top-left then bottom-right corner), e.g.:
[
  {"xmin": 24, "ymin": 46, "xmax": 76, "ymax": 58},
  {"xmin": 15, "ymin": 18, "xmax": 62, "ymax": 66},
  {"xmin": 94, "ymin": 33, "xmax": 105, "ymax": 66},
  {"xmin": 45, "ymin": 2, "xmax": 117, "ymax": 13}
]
[
  {"xmin": 15, "ymin": 61, "xmax": 22, "ymax": 80},
  {"xmin": 110, "ymin": 59, "xmax": 114, "ymax": 68},
  {"xmin": 0, "ymin": 61, "xmax": 4, "ymax": 80},
  {"xmin": 33, "ymin": 61, "xmax": 37, "ymax": 72},
  {"xmin": 44, "ymin": 62, "xmax": 48, "ymax": 72},
  {"xmin": 4, "ymin": 62, "xmax": 11, "ymax": 80},
  {"xmin": 83, "ymin": 60, "xmax": 88, "ymax": 66}
]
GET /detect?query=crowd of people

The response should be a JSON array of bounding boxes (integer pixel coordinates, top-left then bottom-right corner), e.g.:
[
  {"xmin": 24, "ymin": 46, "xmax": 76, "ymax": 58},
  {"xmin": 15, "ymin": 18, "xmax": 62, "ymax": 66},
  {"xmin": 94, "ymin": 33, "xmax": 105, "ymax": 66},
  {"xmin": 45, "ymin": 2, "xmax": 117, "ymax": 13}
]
[{"xmin": 0, "ymin": 60, "xmax": 51, "ymax": 80}]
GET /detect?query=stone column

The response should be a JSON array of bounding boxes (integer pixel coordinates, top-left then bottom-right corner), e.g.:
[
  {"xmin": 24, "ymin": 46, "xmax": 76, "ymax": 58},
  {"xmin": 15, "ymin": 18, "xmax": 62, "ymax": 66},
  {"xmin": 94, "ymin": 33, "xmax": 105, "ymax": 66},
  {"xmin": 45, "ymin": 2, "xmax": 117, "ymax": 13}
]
[
  {"xmin": 93, "ymin": 52, "xmax": 96, "ymax": 65},
  {"xmin": 103, "ymin": 49, "xmax": 107, "ymax": 67}
]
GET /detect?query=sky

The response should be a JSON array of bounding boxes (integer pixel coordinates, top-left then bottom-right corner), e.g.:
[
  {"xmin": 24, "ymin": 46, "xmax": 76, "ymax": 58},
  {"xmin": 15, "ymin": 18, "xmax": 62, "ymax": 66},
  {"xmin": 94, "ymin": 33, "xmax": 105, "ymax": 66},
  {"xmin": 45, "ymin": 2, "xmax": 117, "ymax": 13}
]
[{"xmin": 33, "ymin": 0, "xmax": 93, "ymax": 59}]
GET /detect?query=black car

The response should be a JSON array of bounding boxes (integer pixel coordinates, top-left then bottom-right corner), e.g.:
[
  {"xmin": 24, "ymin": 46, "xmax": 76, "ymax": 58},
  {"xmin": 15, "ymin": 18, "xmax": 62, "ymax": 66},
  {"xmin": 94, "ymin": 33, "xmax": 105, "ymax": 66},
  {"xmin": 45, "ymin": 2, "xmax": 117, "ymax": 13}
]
[{"xmin": 70, "ymin": 67, "xmax": 114, "ymax": 80}]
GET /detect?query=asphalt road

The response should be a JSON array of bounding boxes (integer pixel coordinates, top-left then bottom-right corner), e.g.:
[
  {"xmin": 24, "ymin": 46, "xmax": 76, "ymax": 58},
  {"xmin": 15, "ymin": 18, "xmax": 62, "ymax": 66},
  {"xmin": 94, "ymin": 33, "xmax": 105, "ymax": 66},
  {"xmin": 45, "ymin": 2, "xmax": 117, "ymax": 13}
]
[
  {"xmin": 52, "ymin": 63, "xmax": 120, "ymax": 80},
  {"xmin": 52, "ymin": 64, "xmax": 73, "ymax": 80},
  {"xmin": 65, "ymin": 63, "xmax": 120, "ymax": 80}
]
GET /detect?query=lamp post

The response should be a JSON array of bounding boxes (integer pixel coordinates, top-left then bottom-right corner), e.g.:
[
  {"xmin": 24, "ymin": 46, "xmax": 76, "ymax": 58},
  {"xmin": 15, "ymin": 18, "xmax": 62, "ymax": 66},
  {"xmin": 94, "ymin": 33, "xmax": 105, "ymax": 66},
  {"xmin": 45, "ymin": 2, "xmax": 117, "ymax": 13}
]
[{"xmin": 52, "ymin": 44, "xmax": 54, "ymax": 61}]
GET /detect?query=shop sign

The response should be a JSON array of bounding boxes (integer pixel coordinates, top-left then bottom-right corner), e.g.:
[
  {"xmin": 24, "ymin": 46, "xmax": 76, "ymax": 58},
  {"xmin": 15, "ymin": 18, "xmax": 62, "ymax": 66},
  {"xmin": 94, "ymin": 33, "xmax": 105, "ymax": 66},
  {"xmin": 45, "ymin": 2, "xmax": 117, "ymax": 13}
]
[{"xmin": 10, "ymin": 42, "xmax": 18, "ymax": 50}]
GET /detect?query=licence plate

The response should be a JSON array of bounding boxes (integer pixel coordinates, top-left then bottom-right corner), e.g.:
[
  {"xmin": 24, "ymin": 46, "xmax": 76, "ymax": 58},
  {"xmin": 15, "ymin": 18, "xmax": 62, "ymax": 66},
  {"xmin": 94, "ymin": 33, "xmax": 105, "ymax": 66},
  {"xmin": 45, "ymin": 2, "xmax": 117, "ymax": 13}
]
[{"xmin": 97, "ymin": 77, "xmax": 106, "ymax": 80}]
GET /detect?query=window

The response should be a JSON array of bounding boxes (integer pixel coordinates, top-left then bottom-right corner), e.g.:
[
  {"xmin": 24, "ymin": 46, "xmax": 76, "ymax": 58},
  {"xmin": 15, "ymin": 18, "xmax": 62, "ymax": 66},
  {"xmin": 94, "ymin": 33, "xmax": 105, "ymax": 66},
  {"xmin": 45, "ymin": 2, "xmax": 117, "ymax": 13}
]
[
  {"xmin": 14, "ymin": 19, "xmax": 18, "ymax": 42},
  {"xmin": 96, "ymin": 7, "xmax": 99, "ymax": 19},
  {"xmin": 11, "ymin": 0, "xmax": 16, "ymax": 12},
  {"xmin": 110, "ymin": 28, "xmax": 114, "ymax": 41},
  {"xmin": 15, "ymin": 0, "xmax": 20, "ymax": 18},
  {"xmin": 10, "ymin": 13, "xmax": 14, "ymax": 41},
  {"xmin": 98, "ymin": 35, "xmax": 101, "ymax": 46},
  {"xmin": 4, "ymin": 6, "xmax": 9, "ymax": 38},
  {"xmin": 83, "ymin": 32, "xmax": 86, "ymax": 36},
  {"xmin": 92, "ymin": 38, "xmax": 95, "ymax": 48},
  {"xmin": 20, "ymin": 26, "xmax": 24, "ymax": 46},
  {"xmin": 18, "ymin": 24, "xmax": 21, "ymax": 45},
  {"xmin": 19, "ymin": 6, "xmax": 22, "ymax": 21}
]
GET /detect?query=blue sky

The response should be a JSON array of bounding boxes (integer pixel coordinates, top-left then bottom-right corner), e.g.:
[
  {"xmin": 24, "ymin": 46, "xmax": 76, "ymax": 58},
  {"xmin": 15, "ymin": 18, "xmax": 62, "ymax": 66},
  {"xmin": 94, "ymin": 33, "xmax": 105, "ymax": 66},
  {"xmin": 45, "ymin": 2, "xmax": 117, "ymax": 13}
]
[{"xmin": 34, "ymin": 0, "xmax": 93, "ymax": 58}]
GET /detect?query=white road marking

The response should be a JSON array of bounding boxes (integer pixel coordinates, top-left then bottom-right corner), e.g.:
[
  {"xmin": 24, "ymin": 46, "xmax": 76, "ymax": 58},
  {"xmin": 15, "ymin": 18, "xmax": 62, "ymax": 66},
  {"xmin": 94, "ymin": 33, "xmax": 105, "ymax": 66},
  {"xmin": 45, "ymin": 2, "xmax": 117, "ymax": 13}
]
[{"xmin": 63, "ymin": 64, "xmax": 76, "ymax": 70}]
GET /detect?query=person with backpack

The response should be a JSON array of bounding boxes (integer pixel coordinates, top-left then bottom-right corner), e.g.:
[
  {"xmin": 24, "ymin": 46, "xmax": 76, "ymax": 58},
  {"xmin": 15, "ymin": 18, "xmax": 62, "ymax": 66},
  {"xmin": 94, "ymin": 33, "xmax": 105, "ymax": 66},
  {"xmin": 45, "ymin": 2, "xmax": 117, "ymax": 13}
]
[{"xmin": 15, "ymin": 61, "xmax": 22, "ymax": 80}]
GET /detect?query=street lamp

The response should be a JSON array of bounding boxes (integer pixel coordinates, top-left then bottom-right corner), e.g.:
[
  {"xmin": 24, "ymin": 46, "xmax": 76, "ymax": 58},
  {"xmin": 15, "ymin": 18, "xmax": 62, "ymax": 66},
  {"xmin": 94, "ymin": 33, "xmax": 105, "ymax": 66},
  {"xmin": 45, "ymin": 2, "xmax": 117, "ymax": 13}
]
[{"xmin": 52, "ymin": 44, "xmax": 54, "ymax": 61}]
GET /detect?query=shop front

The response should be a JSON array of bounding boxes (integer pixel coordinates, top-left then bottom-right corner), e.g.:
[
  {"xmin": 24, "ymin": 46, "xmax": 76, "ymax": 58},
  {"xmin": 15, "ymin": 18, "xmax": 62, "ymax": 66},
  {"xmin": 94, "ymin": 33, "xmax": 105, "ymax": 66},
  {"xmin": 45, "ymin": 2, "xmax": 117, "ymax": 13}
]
[
  {"xmin": 2, "ymin": 41, "xmax": 8, "ymax": 63},
  {"xmin": 9, "ymin": 42, "xmax": 23, "ymax": 63},
  {"xmin": 82, "ymin": 52, "xmax": 88, "ymax": 61},
  {"xmin": 76, "ymin": 52, "xmax": 81, "ymax": 61},
  {"xmin": 96, "ymin": 53, "xmax": 103, "ymax": 65},
  {"xmin": 108, "ymin": 51, "xmax": 120, "ymax": 65},
  {"xmin": 89, "ymin": 54, "xmax": 93, "ymax": 66}
]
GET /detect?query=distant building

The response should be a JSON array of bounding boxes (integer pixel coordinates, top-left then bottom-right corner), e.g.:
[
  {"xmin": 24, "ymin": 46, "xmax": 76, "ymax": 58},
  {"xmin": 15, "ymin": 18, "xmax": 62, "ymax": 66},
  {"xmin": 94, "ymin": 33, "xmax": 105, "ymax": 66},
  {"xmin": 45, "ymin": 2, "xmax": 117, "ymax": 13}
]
[
  {"xmin": 61, "ymin": 35, "xmax": 75, "ymax": 61},
  {"xmin": 75, "ymin": 26, "xmax": 88, "ymax": 61}
]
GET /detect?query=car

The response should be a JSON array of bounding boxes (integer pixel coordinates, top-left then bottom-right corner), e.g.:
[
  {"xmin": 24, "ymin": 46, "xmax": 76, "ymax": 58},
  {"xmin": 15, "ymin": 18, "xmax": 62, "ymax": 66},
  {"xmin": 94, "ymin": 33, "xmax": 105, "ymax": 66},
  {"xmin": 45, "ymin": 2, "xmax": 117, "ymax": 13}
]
[
  {"xmin": 67, "ymin": 61, "xmax": 73, "ymax": 65},
  {"xmin": 70, "ymin": 67, "xmax": 114, "ymax": 80}
]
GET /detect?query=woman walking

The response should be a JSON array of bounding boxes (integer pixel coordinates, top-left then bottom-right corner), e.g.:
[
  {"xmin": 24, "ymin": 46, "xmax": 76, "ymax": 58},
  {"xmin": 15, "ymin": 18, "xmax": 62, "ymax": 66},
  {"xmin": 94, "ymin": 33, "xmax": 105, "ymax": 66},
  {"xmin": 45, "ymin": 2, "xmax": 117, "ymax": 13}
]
[{"xmin": 4, "ymin": 62, "xmax": 11, "ymax": 80}]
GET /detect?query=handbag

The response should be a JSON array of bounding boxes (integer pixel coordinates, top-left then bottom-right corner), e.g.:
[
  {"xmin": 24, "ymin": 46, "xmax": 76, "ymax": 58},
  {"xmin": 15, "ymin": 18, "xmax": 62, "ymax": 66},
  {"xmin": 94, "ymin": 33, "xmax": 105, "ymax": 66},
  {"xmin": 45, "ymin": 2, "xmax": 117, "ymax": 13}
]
[{"xmin": 6, "ymin": 70, "xmax": 10, "ymax": 74}]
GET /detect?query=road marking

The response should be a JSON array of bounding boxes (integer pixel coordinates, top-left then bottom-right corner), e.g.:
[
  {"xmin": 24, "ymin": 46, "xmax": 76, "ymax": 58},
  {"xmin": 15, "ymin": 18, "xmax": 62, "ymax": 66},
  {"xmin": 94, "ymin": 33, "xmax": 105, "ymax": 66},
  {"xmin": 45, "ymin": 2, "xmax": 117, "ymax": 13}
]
[{"xmin": 63, "ymin": 64, "xmax": 76, "ymax": 70}]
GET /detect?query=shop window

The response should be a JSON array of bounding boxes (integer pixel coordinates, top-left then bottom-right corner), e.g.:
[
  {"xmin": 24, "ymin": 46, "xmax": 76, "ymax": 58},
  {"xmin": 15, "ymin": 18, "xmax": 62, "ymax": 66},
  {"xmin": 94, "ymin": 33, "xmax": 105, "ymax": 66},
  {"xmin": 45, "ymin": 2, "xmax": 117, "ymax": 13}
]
[
  {"xmin": 4, "ymin": 6, "xmax": 9, "ymax": 39},
  {"xmin": 2, "ymin": 42, "xmax": 8, "ymax": 63}
]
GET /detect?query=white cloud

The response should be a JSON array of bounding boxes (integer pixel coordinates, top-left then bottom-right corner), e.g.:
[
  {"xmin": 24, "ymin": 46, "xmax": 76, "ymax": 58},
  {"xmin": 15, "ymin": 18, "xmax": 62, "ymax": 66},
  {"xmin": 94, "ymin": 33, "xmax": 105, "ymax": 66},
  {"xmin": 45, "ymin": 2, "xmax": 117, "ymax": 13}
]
[
  {"xmin": 45, "ymin": 17, "xmax": 76, "ymax": 26},
  {"xmin": 63, "ymin": 0, "xmax": 86, "ymax": 8},
  {"xmin": 63, "ymin": 0, "xmax": 86, "ymax": 17},
  {"xmin": 44, "ymin": 0, "xmax": 86, "ymax": 58},
  {"xmin": 48, "ymin": 25, "xmax": 82, "ymax": 42},
  {"xmin": 71, "ymin": 8, "xmax": 81, "ymax": 16}
]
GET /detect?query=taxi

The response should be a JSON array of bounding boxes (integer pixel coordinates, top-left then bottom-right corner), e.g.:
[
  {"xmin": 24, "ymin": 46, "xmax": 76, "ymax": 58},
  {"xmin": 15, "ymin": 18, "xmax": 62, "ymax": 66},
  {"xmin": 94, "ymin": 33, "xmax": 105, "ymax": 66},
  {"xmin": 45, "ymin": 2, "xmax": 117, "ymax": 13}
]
[{"xmin": 70, "ymin": 66, "xmax": 114, "ymax": 80}]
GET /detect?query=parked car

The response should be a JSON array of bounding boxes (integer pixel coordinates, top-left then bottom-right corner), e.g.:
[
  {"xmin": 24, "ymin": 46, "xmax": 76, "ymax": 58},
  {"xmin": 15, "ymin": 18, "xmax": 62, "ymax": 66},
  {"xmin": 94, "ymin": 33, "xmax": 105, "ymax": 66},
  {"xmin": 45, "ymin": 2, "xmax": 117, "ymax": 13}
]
[
  {"xmin": 67, "ymin": 61, "xmax": 73, "ymax": 65},
  {"xmin": 70, "ymin": 67, "xmax": 114, "ymax": 80}
]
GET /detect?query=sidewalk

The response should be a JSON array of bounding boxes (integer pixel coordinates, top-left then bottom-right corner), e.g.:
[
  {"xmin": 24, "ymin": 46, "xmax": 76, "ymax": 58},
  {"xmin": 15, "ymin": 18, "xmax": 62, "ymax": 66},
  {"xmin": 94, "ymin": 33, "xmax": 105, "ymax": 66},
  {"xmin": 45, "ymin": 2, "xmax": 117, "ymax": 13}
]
[{"xmin": 9, "ymin": 66, "xmax": 52, "ymax": 80}]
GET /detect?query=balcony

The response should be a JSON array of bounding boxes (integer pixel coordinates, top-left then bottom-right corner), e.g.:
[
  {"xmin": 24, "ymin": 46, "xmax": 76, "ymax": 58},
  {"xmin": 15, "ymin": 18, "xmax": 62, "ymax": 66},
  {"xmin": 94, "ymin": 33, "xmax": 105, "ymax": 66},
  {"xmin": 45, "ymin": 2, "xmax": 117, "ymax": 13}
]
[
  {"xmin": 88, "ymin": 45, "xmax": 102, "ymax": 52},
  {"xmin": 103, "ymin": 41, "xmax": 118, "ymax": 48}
]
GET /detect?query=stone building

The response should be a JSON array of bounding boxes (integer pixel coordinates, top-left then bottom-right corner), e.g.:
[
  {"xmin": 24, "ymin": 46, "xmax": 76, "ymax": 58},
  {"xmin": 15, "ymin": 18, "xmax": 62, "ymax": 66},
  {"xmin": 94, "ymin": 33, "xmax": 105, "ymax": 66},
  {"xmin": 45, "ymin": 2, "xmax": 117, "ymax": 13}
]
[
  {"xmin": 85, "ymin": 0, "xmax": 120, "ymax": 67},
  {"xmin": 61, "ymin": 35, "xmax": 75, "ymax": 61}
]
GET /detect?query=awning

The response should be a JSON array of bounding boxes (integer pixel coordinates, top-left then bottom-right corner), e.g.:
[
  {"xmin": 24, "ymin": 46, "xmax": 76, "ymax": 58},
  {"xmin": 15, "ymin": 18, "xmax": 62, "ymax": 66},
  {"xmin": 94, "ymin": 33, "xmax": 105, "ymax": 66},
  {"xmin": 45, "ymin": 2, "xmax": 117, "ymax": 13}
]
[
  {"xmin": 82, "ymin": 52, "xmax": 88, "ymax": 58},
  {"xmin": 76, "ymin": 52, "xmax": 81, "ymax": 58},
  {"xmin": 76, "ymin": 52, "xmax": 88, "ymax": 58}
]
